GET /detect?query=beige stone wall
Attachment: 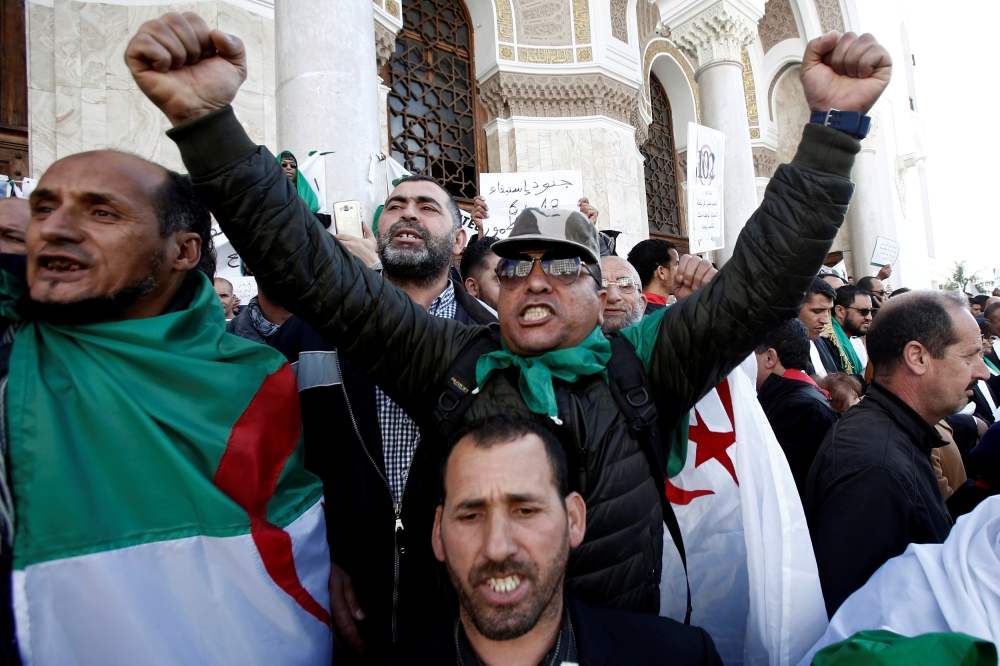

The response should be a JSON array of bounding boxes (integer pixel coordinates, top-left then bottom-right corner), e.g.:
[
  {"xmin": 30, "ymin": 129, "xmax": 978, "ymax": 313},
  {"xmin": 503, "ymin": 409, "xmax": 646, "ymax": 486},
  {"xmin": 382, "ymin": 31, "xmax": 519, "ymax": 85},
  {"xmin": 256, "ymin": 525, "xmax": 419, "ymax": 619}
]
[{"xmin": 26, "ymin": 0, "xmax": 276, "ymax": 179}]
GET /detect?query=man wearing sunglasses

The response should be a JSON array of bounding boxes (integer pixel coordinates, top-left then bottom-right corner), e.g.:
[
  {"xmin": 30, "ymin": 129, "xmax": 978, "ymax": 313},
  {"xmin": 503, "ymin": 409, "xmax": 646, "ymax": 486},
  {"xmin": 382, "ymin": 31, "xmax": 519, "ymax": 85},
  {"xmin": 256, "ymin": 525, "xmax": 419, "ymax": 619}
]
[
  {"xmin": 126, "ymin": 10, "xmax": 891, "ymax": 653},
  {"xmin": 820, "ymin": 285, "xmax": 873, "ymax": 376}
]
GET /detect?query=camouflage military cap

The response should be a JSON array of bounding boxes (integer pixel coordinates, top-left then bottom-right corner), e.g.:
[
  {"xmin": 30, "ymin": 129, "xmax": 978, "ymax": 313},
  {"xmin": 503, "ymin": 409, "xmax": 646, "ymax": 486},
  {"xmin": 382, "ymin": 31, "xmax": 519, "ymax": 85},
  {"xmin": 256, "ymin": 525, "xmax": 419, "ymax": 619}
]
[{"xmin": 490, "ymin": 208, "xmax": 601, "ymax": 264}]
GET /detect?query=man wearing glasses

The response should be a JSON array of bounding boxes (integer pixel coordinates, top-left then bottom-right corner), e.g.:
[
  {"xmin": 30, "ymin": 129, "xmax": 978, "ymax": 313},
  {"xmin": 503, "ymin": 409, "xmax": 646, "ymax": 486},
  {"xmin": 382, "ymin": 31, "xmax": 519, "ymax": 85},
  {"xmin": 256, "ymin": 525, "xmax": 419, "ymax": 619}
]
[
  {"xmin": 820, "ymin": 285, "xmax": 874, "ymax": 376},
  {"xmin": 857, "ymin": 275, "xmax": 887, "ymax": 314},
  {"xmin": 125, "ymin": 10, "xmax": 892, "ymax": 657}
]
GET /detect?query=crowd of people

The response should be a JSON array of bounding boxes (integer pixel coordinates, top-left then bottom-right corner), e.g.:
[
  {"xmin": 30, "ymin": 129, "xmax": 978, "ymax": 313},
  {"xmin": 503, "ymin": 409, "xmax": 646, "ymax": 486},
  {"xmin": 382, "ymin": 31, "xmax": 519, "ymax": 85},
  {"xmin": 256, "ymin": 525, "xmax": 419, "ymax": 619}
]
[{"xmin": 0, "ymin": 8, "xmax": 996, "ymax": 666}]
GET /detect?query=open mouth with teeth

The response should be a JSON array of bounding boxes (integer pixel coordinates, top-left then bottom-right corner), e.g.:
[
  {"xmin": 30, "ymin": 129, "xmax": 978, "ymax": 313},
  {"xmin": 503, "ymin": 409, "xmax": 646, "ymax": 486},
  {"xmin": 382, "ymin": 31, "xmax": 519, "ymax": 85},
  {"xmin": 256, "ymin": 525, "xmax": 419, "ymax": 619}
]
[
  {"xmin": 392, "ymin": 230, "xmax": 425, "ymax": 243},
  {"xmin": 486, "ymin": 574, "xmax": 522, "ymax": 594},
  {"xmin": 40, "ymin": 257, "xmax": 85, "ymax": 272},
  {"xmin": 522, "ymin": 305, "xmax": 552, "ymax": 321}
]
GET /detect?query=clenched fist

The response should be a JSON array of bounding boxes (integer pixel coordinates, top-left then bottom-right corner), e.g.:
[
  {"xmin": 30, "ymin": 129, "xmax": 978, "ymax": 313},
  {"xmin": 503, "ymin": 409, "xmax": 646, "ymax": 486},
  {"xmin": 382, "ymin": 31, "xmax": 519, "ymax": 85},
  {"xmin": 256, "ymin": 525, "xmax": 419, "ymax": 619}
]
[
  {"xmin": 126, "ymin": 12, "xmax": 247, "ymax": 126},
  {"xmin": 801, "ymin": 31, "xmax": 891, "ymax": 115}
]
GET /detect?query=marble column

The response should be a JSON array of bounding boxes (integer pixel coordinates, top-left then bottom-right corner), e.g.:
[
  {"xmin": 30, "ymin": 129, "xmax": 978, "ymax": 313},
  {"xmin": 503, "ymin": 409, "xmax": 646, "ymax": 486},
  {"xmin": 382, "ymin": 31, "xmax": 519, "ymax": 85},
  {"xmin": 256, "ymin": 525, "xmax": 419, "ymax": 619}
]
[
  {"xmin": 671, "ymin": 2, "xmax": 759, "ymax": 265},
  {"xmin": 275, "ymin": 0, "xmax": 381, "ymax": 225},
  {"xmin": 846, "ymin": 148, "xmax": 883, "ymax": 281}
]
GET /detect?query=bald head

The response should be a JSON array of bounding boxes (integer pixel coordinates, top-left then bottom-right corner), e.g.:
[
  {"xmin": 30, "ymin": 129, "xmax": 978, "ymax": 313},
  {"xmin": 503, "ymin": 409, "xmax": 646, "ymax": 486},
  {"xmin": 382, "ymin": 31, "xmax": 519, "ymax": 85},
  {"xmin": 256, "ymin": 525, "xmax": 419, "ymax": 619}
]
[
  {"xmin": 601, "ymin": 256, "xmax": 645, "ymax": 335},
  {"xmin": 0, "ymin": 197, "xmax": 30, "ymax": 255}
]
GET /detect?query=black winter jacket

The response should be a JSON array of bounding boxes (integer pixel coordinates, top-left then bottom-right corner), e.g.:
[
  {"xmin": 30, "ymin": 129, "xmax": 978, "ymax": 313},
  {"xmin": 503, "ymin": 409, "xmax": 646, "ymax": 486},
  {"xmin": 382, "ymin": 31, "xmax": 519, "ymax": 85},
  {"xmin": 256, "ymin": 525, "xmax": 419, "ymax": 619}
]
[
  {"xmin": 804, "ymin": 382, "xmax": 952, "ymax": 617},
  {"xmin": 389, "ymin": 594, "xmax": 722, "ymax": 666},
  {"xmin": 268, "ymin": 280, "xmax": 496, "ymax": 660},
  {"xmin": 756, "ymin": 373, "xmax": 839, "ymax": 497},
  {"xmin": 167, "ymin": 107, "xmax": 859, "ymax": 618}
]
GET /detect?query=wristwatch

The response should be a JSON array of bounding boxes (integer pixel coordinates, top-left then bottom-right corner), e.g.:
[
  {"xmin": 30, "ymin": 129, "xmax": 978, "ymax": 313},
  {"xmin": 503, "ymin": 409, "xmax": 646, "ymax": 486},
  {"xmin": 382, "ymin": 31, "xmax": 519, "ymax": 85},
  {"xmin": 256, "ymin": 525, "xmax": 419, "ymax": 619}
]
[{"xmin": 810, "ymin": 109, "xmax": 872, "ymax": 139}]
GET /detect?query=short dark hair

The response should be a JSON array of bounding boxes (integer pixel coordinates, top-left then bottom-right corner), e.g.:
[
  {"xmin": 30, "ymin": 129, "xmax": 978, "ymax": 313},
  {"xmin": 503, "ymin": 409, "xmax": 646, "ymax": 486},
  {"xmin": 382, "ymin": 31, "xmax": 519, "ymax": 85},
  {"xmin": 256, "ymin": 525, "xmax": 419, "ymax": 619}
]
[
  {"xmin": 627, "ymin": 239, "xmax": 677, "ymax": 290},
  {"xmin": 441, "ymin": 415, "xmax": 569, "ymax": 501},
  {"xmin": 889, "ymin": 287, "xmax": 911, "ymax": 298},
  {"xmin": 754, "ymin": 318, "xmax": 811, "ymax": 371},
  {"xmin": 985, "ymin": 302, "xmax": 1000, "ymax": 320},
  {"xmin": 867, "ymin": 291, "xmax": 965, "ymax": 377},
  {"xmin": 395, "ymin": 174, "xmax": 462, "ymax": 231},
  {"xmin": 972, "ymin": 294, "xmax": 991, "ymax": 307},
  {"xmin": 856, "ymin": 276, "xmax": 882, "ymax": 292},
  {"xmin": 805, "ymin": 277, "xmax": 837, "ymax": 302},
  {"xmin": 978, "ymin": 317, "xmax": 992, "ymax": 338},
  {"xmin": 154, "ymin": 169, "xmax": 215, "ymax": 279},
  {"xmin": 834, "ymin": 284, "xmax": 871, "ymax": 309},
  {"xmin": 460, "ymin": 236, "xmax": 499, "ymax": 281}
]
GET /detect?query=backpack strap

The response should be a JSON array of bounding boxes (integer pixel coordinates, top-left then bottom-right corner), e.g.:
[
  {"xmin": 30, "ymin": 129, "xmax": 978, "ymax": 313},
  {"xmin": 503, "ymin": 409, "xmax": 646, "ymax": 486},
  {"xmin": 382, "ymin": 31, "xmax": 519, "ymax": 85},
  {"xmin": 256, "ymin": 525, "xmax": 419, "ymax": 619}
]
[
  {"xmin": 431, "ymin": 329, "xmax": 502, "ymax": 442},
  {"xmin": 607, "ymin": 335, "xmax": 692, "ymax": 625}
]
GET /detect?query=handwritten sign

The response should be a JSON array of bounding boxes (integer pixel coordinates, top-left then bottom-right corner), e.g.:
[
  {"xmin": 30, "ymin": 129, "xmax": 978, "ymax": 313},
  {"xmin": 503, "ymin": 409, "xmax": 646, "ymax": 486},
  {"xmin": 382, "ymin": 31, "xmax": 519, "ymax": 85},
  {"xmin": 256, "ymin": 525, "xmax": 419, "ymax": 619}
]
[
  {"xmin": 686, "ymin": 123, "xmax": 725, "ymax": 254},
  {"xmin": 870, "ymin": 236, "xmax": 900, "ymax": 267},
  {"xmin": 479, "ymin": 170, "xmax": 584, "ymax": 239}
]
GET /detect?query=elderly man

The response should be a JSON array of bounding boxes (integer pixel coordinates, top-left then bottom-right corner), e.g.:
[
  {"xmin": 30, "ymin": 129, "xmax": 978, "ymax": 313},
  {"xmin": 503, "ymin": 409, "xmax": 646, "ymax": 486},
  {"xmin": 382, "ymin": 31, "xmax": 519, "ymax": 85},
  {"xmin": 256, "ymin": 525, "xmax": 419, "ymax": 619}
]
[
  {"xmin": 213, "ymin": 275, "xmax": 236, "ymax": 319},
  {"xmin": 126, "ymin": 10, "xmax": 890, "ymax": 648},
  {"xmin": 805, "ymin": 292, "xmax": 990, "ymax": 617},
  {"xmin": 627, "ymin": 238, "xmax": 680, "ymax": 314},
  {"xmin": 0, "ymin": 198, "xmax": 29, "ymax": 255},
  {"xmin": 600, "ymin": 256, "xmax": 646, "ymax": 334},
  {"xmin": 818, "ymin": 284, "xmax": 873, "ymax": 375},
  {"xmin": 798, "ymin": 277, "xmax": 839, "ymax": 377},
  {"xmin": 0, "ymin": 151, "xmax": 331, "ymax": 664},
  {"xmin": 391, "ymin": 415, "xmax": 722, "ymax": 665}
]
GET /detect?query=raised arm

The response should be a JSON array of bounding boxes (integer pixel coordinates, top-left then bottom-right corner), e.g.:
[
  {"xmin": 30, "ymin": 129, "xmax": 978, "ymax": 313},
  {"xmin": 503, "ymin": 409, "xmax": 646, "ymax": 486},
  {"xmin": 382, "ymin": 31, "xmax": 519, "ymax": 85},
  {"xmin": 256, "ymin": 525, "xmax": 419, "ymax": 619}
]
[
  {"xmin": 650, "ymin": 32, "xmax": 891, "ymax": 421},
  {"xmin": 126, "ymin": 12, "xmax": 483, "ymax": 405}
]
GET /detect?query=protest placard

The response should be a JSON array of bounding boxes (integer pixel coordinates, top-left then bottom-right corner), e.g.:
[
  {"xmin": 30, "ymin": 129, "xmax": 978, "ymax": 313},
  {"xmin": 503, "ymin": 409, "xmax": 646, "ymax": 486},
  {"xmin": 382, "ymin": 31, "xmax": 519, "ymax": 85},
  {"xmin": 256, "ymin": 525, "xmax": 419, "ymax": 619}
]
[
  {"xmin": 686, "ymin": 123, "xmax": 726, "ymax": 254},
  {"xmin": 870, "ymin": 236, "xmax": 900, "ymax": 267},
  {"xmin": 479, "ymin": 170, "xmax": 584, "ymax": 239}
]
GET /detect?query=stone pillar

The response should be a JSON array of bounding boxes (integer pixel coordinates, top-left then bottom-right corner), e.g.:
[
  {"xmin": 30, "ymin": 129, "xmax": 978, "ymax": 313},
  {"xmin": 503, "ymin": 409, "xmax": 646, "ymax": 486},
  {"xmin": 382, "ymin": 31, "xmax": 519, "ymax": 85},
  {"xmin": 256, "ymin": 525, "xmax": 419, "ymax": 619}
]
[
  {"xmin": 846, "ymin": 114, "xmax": 884, "ymax": 281},
  {"xmin": 671, "ymin": 2, "xmax": 759, "ymax": 266},
  {"xmin": 275, "ymin": 0, "xmax": 381, "ymax": 224}
]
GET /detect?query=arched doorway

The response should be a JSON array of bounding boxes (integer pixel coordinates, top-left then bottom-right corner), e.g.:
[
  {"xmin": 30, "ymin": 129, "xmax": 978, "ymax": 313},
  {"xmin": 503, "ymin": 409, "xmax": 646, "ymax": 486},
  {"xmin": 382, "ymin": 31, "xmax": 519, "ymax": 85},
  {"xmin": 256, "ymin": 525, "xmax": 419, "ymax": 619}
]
[
  {"xmin": 387, "ymin": 0, "xmax": 484, "ymax": 202},
  {"xmin": 640, "ymin": 76, "xmax": 686, "ymax": 252}
]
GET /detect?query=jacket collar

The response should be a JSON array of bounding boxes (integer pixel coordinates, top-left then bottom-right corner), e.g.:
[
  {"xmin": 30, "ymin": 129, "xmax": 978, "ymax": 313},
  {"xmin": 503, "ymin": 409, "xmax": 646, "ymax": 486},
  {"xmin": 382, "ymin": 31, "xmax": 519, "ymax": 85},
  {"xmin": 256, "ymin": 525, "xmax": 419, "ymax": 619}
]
[
  {"xmin": 865, "ymin": 382, "xmax": 945, "ymax": 454},
  {"xmin": 451, "ymin": 277, "xmax": 499, "ymax": 326},
  {"xmin": 566, "ymin": 594, "xmax": 615, "ymax": 665},
  {"xmin": 642, "ymin": 291, "xmax": 668, "ymax": 307}
]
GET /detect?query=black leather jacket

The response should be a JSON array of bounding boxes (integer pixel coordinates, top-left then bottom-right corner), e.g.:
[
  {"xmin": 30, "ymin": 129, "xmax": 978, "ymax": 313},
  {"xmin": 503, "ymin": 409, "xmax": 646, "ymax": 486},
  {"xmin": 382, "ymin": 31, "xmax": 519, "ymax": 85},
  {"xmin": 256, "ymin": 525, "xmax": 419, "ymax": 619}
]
[{"xmin": 167, "ymin": 108, "xmax": 859, "ymax": 623}]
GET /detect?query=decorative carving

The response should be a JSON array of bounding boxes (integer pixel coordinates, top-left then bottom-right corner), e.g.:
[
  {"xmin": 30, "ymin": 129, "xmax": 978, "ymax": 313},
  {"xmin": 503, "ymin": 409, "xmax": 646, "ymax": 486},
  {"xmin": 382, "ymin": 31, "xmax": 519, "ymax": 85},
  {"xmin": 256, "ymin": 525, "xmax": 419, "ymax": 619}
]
[
  {"xmin": 757, "ymin": 0, "xmax": 799, "ymax": 54},
  {"xmin": 641, "ymin": 39, "xmax": 700, "ymax": 124},
  {"xmin": 386, "ymin": 0, "xmax": 400, "ymax": 18},
  {"xmin": 495, "ymin": 0, "xmax": 514, "ymax": 43},
  {"xmin": 574, "ymin": 0, "xmax": 591, "ymax": 44},
  {"xmin": 375, "ymin": 21, "xmax": 397, "ymax": 73},
  {"xmin": 752, "ymin": 146, "xmax": 777, "ymax": 178},
  {"xmin": 373, "ymin": 0, "xmax": 383, "ymax": 8},
  {"xmin": 671, "ymin": 1, "xmax": 757, "ymax": 70},
  {"xmin": 388, "ymin": 0, "xmax": 478, "ymax": 200},
  {"xmin": 518, "ymin": 47, "xmax": 574, "ymax": 63},
  {"xmin": 611, "ymin": 0, "xmax": 629, "ymax": 43},
  {"xmin": 577, "ymin": 47, "xmax": 593, "ymax": 62},
  {"xmin": 741, "ymin": 49, "xmax": 759, "ymax": 137},
  {"xmin": 767, "ymin": 62, "xmax": 796, "ymax": 121},
  {"xmin": 630, "ymin": 105, "xmax": 649, "ymax": 148},
  {"xmin": 478, "ymin": 72, "xmax": 640, "ymax": 126},
  {"xmin": 641, "ymin": 78, "xmax": 683, "ymax": 236},
  {"xmin": 636, "ymin": 0, "xmax": 661, "ymax": 54},
  {"xmin": 500, "ymin": 45, "xmax": 515, "ymax": 60},
  {"xmin": 816, "ymin": 0, "xmax": 844, "ymax": 33},
  {"xmin": 514, "ymin": 0, "xmax": 572, "ymax": 46}
]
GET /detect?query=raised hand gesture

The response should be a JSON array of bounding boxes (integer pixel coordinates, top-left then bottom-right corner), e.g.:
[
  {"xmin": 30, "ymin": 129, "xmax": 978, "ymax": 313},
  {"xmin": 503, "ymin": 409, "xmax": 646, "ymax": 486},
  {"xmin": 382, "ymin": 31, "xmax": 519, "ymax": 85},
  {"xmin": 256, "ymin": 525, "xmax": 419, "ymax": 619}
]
[
  {"xmin": 801, "ymin": 31, "xmax": 891, "ymax": 115},
  {"xmin": 126, "ymin": 12, "xmax": 247, "ymax": 126}
]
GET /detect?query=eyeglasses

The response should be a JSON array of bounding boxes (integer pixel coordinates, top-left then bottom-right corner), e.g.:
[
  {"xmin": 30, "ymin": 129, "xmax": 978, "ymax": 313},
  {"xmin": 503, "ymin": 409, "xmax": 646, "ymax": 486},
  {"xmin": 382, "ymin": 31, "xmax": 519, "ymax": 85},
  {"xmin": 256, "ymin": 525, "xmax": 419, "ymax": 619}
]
[
  {"xmin": 281, "ymin": 160, "xmax": 297, "ymax": 169},
  {"xmin": 496, "ymin": 255, "xmax": 591, "ymax": 289},
  {"xmin": 848, "ymin": 306, "xmax": 874, "ymax": 317},
  {"xmin": 601, "ymin": 277, "xmax": 637, "ymax": 293}
]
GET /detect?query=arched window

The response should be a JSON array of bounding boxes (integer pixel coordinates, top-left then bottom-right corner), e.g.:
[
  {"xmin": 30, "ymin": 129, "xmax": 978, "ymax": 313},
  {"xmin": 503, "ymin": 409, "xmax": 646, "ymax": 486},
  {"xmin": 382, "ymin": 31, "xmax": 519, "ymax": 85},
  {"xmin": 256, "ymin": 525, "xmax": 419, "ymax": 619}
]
[
  {"xmin": 388, "ymin": 0, "xmax": 480, "ymax": 201},
  {"xmin": 641, "ymin": 77, "xmax": 683, "ymax": 238}
]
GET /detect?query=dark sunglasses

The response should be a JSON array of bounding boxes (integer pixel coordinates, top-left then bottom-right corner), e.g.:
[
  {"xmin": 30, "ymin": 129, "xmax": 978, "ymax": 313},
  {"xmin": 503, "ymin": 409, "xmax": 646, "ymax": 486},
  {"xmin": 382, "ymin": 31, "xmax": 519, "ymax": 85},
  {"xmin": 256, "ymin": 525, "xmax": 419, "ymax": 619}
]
[
  {"xmin": 496, "ymin": 255, "xmax": 592, "ymax": 289},
  {"xmin": 848, "ymin": 306, "xmax": 874, "ymax": 317},
  {"xmin": 281, "ymin": 160, "xmax": 298, "ymax": 169}
]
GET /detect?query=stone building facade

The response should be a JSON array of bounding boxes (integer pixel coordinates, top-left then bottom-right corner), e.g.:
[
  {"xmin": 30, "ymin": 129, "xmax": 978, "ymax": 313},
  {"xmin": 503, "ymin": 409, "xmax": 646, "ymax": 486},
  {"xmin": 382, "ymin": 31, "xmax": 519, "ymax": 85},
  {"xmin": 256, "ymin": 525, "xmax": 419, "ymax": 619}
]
[{"xmin": 1, "ymin": 0, "xmax": 937, "ymax": 286}]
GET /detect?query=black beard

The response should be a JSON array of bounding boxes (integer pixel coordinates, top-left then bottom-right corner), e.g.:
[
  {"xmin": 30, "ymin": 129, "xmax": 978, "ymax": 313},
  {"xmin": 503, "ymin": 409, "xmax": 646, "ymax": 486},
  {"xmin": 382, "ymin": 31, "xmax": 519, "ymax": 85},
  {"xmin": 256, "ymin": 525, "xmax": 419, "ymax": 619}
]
[{"xmin": 377, "ymin": 220, "xmax": 454, "ymax": 289}]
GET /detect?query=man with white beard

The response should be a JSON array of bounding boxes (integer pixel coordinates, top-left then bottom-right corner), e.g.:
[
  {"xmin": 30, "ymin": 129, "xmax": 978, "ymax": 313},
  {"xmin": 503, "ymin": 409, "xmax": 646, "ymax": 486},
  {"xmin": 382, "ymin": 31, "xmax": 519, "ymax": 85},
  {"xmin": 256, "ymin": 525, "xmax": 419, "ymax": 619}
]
[{"xmin": 600, "ymin": 256, "xmax": 647, "ymax": 335}]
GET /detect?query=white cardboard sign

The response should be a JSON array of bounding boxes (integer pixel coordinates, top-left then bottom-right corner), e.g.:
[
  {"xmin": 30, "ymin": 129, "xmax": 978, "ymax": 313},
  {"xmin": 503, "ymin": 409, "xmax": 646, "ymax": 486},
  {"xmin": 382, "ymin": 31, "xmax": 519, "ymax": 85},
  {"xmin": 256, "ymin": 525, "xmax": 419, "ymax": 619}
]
[
  {"xmin": 869, "ymin": 236, "xmax": 900, "ymax": 267},
  {"xmin": 686, "ymin": 122, "xmax": 726, "ymax": 254},
  {"xmin": 479, "ymin": 170, "xmax": 584, "ymax": 239}
]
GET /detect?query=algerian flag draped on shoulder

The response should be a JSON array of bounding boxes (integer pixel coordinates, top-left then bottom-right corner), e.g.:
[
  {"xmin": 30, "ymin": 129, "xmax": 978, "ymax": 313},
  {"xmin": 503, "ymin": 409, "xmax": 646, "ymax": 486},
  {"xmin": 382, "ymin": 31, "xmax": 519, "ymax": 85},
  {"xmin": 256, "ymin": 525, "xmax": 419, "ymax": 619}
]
[
  {"xmin": 5, "ymin": 273, "xmax": 332, "ymax": 665},
  {"xmin": 660, "ymin": 360, "xmax": 827, "ymax": 665}
]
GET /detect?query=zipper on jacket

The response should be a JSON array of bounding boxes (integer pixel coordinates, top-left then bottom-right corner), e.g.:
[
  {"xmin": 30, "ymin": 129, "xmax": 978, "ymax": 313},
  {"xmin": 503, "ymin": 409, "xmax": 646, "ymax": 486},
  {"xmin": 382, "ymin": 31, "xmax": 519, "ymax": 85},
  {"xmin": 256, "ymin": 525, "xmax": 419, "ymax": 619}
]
[
  {"xmin": 570, "ymin": 393, "xmax": 589, "ymax": 495},
  {"xmin": 334, "ymin": 352, "xmax": 406, "ymax": 642}
]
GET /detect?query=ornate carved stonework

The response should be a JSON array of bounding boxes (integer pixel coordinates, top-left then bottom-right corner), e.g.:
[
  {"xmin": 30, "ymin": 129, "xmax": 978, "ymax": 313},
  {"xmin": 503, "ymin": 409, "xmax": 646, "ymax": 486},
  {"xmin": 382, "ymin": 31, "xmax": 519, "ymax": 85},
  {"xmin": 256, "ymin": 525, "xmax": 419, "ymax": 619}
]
[
  {"xmin": 495, "ymin": 0, "xmax": 514, "ymax": 43},
  {"xmin": 757, "ymin": 0, "xmax": 799, "ymax": 54},
  {"xmin": 375, "ymin": 21, "xmax": 397, "ymax": 73},
  {"xmin": 385, "ymin": 0, "xmax": 400, "ymax": 18},
  {"xmin": 478, "ymin": 72, "xmax": 640, "ymax": 126},
  {"xmin": 500, "ymin": 45, "xmax": 515, "ymax": 60},
  {"xmin": 577, "ymin": 47, "xmax": 593, "ymax": 62},
  {"xmin": 752, "ymin": 146, "xmax": 777, "ymax": 178},
  {"xmin": 630, "ymin": 105, "xmax": 649, "ymax": 148},
  {"xmin": 641, "ymin": 39, "xmax": 700, "ymax": 123},
  {"xmin": 741, "ymin": 49, "xmax": 759, "ymax": 138},
  {"xmin": 373, "ymin": 0, "xmax": 383, "ymax": 8},
  {"xmin": 815, "ymin": 0, "xmax": 844, "ymax": 33},
  {"xmin": 611, "ymin": 0, "xmax": 628, "ymax": 43},
  {"xmin": 517, "ymin": 47, "xmax": 574, "ymax": 63},
  {"xmin": 671, "ymin": 1, "xmax": 757, "ymax": 70},
  {"xmin": 514, "ymin": 0, "xmax": 572, "ymax": 46},
  {"xmin": 636, "ymin": 0, "xmax": 661, "ymax": 54},
  {"xmin": 573, "ymin": 0, "xmax": 591, "ymax": 44}
]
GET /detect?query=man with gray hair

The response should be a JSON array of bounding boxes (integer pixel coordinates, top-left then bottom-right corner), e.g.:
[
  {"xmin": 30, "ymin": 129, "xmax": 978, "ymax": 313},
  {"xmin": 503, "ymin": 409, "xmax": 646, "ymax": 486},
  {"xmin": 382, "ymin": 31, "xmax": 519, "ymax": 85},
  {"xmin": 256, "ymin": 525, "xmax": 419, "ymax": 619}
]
[
  {"xmin": 600, "ymin": 256, "xmax": 647, "ymax": 335},
  {"xmin": 804, "ymin": 291, "xmax": 991, "ymax": 617}
]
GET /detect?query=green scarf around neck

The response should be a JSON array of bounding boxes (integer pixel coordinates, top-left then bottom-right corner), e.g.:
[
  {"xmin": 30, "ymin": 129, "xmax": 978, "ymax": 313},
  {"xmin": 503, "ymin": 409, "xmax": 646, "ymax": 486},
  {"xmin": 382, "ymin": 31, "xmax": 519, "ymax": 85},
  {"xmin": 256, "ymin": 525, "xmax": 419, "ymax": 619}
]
[
  {"xmin": 831, "ymin": 317, "xmax": 863, "ymax": 374},
  {"xmin": 985, "ymin": 355, "xmax": 1000, "ymax": 376},
  {"xmin": 277, "ymin": 151, "xmax": 320, "ymax": 213},
  {"xmin": 475, "ymin": 326, "xmax": 612, "ymax": 419}
]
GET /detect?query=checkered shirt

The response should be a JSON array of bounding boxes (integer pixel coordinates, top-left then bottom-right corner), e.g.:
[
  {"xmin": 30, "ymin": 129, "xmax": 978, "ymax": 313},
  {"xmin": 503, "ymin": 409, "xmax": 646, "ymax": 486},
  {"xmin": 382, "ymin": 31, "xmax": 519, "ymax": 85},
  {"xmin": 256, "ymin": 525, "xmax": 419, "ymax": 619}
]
[{"xmin": 377, "ymin": 281, "xmax": 457, "ymax": 503}]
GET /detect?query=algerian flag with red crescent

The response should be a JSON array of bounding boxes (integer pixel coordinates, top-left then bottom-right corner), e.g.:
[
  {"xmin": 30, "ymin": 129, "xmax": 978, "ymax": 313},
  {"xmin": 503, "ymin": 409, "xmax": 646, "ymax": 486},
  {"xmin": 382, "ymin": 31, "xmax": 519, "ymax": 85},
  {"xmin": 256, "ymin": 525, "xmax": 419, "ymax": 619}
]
[
  {"xmin": 5, "ymin": 273, "xmax": 332, "ymax": 665},
  {"xmin": 659, "ymin": 360, "xmax": 828, "ymax": 666}
]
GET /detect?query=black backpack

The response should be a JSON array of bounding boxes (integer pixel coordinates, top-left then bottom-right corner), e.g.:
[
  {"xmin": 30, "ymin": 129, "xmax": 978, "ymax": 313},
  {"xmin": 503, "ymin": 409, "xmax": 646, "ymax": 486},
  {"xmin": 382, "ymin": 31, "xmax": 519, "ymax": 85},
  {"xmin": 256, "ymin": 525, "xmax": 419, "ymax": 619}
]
[{"xmin": 430, "ymin": 330, "xmax": 692, "ymax": 623}]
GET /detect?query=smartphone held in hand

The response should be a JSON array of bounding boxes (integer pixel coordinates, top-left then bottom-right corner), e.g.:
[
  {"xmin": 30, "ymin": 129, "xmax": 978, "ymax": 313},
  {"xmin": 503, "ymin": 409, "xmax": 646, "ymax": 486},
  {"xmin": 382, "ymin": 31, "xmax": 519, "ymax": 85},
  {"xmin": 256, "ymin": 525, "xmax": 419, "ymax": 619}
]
[{"xmin": 334, "ymin": 201, "xmax": 364, "ymax": 237}]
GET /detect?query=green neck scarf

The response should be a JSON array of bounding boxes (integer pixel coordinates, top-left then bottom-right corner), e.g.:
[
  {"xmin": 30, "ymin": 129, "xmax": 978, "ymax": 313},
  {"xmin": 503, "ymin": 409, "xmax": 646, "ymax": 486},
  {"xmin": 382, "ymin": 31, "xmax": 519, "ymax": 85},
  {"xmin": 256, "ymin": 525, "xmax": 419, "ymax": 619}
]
[
  {"xmin": 831, "ymin": 317, "xmax": 863, "ymax": 374},
  {"xmin": 277, "ymin": 152, "xmax": 320, "ymax": 213},
  {"xmin": 475, "ymin": 326, "xmax": 612, "ymax": 419}
]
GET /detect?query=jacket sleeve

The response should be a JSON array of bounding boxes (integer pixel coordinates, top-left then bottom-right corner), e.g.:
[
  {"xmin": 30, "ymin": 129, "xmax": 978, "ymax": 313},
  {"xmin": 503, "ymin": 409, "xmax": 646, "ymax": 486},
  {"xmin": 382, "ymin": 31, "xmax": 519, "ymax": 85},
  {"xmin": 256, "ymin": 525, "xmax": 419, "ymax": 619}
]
[
  {"xmin": 166, "ymin": 106, "xmax": 485, "ymax": 410},
  {"xmin": 649, "ymin": 123, "xmax": 860, "ymax": 425}
]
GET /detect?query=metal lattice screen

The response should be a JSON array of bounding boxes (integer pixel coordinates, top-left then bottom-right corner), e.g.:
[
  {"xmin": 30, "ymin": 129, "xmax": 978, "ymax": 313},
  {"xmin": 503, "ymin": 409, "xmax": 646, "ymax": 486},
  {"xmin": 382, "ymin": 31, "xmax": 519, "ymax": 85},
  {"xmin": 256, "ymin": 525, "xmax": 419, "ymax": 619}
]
[
  {"xmin": 388, "ymin": 0, "xmax": 477, "ymax": 201},
  {"xmin": 640, "ymin": 78, "xmax": 682, "ymax": 236}
]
